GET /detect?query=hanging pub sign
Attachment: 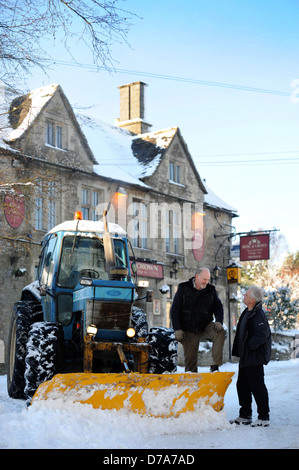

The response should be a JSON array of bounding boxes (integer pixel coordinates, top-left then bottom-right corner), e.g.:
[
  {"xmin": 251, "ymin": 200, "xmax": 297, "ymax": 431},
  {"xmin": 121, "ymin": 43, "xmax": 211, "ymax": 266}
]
[{"xmin": 240, "ymin": 234, "xmax": 270, "ymax": 261}]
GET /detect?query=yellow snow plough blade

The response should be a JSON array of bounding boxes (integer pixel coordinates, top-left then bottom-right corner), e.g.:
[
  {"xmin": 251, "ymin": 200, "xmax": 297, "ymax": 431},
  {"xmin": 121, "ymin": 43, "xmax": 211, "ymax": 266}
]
[{"xmin": 31, "ymin": 371, "xmax": 234, "ymax": 417}]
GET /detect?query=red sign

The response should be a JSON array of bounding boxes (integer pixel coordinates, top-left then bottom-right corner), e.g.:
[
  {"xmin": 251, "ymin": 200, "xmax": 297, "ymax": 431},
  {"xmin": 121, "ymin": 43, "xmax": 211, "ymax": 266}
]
[
  {"xmin": 240, "ymin": 234, "xmax": 270, "ymax": 261},
  {"xmin": 130, "ymin": 261, "xmax": 164, "ymax": 279},
  {"xmin": 4, "ymin": 192, "xmax": 25, "ymax": 228}
]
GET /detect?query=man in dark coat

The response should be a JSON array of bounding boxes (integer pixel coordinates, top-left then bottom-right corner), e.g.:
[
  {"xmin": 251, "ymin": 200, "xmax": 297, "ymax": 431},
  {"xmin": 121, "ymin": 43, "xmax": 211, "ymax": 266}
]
[
  {"xmin": 170, "ymin": 267, "xmax": 225, "ymax": 373},
  {"xmin": 231, "ymin": 286, "xmax": 271, "ymax": 427}
]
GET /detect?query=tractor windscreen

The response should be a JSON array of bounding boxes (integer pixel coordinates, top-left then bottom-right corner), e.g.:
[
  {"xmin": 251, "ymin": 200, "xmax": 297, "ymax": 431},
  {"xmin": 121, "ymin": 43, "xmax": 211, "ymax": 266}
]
[{"xmin": 57, "ymin": 236, "xmax": 127, "ymax": 288}]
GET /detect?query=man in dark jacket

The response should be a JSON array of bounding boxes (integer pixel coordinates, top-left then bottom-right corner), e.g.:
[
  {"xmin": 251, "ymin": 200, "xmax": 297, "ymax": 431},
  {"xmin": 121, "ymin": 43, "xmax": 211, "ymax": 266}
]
[
  {"xmin": 231, "ymin": 286, "xmax": 271, "ymax": 427},
  {"xmin": 170, "ymin": 267, "xmax": 225, "ymax": 373}
]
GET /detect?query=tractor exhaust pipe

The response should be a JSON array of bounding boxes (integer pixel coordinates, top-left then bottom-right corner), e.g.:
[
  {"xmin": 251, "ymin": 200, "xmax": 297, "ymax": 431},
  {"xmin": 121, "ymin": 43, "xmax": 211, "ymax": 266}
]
[{"xmin": 102, "ymin": 203, "xmax": 116, "ymax": 279}]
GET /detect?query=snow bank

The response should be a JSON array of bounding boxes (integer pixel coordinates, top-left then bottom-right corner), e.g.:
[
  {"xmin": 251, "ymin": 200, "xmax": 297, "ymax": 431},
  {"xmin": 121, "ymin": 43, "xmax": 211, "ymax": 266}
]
[{"xmin": 0, "ymin": 360, "xmax": 298, "ymax": 449}]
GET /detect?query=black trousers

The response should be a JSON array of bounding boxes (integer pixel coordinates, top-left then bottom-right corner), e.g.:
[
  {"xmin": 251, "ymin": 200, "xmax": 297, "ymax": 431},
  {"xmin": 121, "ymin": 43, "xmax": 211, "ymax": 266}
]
[{"xmin": 236, "ymin": 364, "xmax": 270, "ymax": 420}]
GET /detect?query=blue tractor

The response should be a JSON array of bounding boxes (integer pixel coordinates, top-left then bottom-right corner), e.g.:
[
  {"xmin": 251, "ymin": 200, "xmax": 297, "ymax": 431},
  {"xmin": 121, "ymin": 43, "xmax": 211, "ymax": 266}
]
[{"xmin": 7, "ymin": 208, "xmax": 177, "ymax": 404}]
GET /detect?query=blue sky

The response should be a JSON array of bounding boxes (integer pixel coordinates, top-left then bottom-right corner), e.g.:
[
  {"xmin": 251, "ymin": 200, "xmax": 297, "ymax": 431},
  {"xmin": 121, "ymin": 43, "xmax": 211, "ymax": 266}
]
[{"xmin": 26, "ymin": 0, "xmax": 299, "ymax": 257}]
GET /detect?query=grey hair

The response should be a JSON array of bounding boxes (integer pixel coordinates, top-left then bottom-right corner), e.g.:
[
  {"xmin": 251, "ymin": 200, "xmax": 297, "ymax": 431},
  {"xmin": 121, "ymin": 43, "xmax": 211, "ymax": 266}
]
[
  {"xmin": 195, "ymin": 267, "xmax": 210, "ymax": 276},
  {"xmin": 248, "ymin": 286, "xmax": 263, "ymax": 303}
]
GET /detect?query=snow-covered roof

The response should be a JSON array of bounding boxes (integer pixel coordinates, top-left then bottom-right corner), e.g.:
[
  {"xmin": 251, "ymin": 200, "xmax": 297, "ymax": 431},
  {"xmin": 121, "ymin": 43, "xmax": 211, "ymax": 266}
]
[
  {"xmin": 76, "ymin": 114, "xmax": 149, "ymax": 188},
  {"xmin": 1, "ymin": 82, "xmax": 237, "ymax": 216},
  {"xmin": 0, "ymin": 84, "xmax": 18, "ymax": 149},
  {"xmin": 204, "ymin": 184, "xmax": 238, "ymax": 214},
  {"xmin": 77, "ymin": 114, "xmax": 176, "ymax": 186},
  {"xmin": 3, "ymin": 84, "xmax": 59, "ymax": 143},
  {"xmin": 48, "ymin": 219, "xmax": 126, "ymax": 236},
  {"xmin": 132, "ymin": 127, "xmax": 177, "ymax": 178},
  {"xmin": 10, "ymin": 84, "xmax": 58, "ymax": 141}
]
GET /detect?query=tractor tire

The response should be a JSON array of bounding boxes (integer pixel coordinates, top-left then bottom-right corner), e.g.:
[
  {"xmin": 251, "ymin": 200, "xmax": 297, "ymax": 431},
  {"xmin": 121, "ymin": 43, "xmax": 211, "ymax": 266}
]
[
  {"xmin": 148, "ymin": 327, "xmax": 178, "ymax": 374},
  {"xmin": 24, "ymin": 322, "xmax": 64, "ymax": 401},
  {"xmin": 131, "ymin": 306, "xmax": 148, "ymax": 339},
  {"xmin": 7, "ymin": 301, "xmax": 43, "ymax": 399}
]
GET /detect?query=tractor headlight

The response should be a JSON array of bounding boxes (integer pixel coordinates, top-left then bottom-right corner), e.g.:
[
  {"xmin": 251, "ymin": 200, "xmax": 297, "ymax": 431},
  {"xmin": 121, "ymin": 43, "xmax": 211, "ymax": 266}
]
[
  {"xmin": 87, "ymin": 324, "xmax": 98, "ymax": 336},
  {"xmin": 126, "ymin": 327, "xmax": 136, "ymax": 338}
]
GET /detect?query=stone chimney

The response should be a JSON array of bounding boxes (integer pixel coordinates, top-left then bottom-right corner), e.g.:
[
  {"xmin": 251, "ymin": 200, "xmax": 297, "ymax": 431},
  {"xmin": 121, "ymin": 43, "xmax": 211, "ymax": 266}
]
[{"xmin": 115, "ymin": 81, "xmax": 152, "ymax": 135}]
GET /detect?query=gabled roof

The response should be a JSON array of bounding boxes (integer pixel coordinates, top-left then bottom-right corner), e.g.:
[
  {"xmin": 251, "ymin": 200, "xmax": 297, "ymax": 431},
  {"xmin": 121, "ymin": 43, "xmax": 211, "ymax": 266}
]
[
  {"xmin": 1, "ymin": 83, "xmax": 97, "ymax": 164},
  {"xmin": 7, "ymin": 83, "xmax": 59, "ymax": 142},
  {"xmin": 0, "ymin": 82, "xmax": 237, "ymax": 215},
  {"xmin": 171, "ymin": 127, "xmax": 207, "ymax": 194},
  {"xmin": 76, "ymin": 114, "xmax": 150, "ymax": 188},
  {"xmin": 131, "ymin": 127, "xmax": 177, "ymax": 178},
  {"xmin": 76, "ymin": 115, "xmax": 178, "ymax": 188}
]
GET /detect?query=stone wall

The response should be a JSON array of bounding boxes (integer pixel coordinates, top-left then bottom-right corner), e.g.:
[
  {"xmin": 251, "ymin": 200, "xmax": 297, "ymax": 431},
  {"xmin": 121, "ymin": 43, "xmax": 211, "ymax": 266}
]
[{"xmin": 271, "ymin": 331, "xmax": 299, "ymax": 361}]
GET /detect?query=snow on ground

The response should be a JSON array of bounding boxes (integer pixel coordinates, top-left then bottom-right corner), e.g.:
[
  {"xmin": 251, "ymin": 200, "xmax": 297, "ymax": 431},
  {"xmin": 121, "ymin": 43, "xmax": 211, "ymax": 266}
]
[{"xmin": 0, "ymin": 360, "xmax": 298, "ymax": 450}]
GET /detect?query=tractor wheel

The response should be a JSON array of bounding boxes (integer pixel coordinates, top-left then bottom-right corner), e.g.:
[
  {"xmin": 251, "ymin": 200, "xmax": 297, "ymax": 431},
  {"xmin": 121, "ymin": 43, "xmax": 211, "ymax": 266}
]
[
  {"xmin": 24, "ymin": 322, "xmax": 64, "ymax": 401},
  {"xmin": 148, "ymin": 327, "xmax": 178, "ymax": 374},
  {"xmin": 7, "ymin": 301, "xmax": 43, "ymax": 399},
  {"xmin": 131, "ymin": 306, "xmax": 148, "ymax": 339}
]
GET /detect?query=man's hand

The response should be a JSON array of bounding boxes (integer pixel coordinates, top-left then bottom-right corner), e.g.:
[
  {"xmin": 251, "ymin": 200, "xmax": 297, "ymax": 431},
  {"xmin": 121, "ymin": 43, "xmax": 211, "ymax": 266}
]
[
  {"xmin": 214, "ymin": 322, "xmax": 224, "ymax": 332},
  {"xmin": 174, "ymin": 329, "xmax": 185, "ymax": 342}
]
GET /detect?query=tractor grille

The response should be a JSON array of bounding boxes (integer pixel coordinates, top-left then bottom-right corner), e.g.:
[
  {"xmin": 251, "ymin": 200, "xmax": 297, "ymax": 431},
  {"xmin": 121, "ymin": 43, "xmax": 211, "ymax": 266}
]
[{"xmin": 86, "ymin": 300, "xmax": 131, "ymax": 331}]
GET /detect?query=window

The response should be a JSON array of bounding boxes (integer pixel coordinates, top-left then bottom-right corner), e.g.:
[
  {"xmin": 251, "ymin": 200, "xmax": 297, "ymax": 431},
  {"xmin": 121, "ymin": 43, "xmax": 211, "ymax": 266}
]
[
  {"xmin": 82, "ymin": 188, "xmax": 89, "ymax": 205},
  {"xmin": 35, "ymin": 181, "xmax": 43, "ymax": 230},
  {"xmin": 35, "ymin": 197, "xmax": 43, "ymax": 230},
  {"xmin": 132, "ymin": 201, "xmax": 148, "ymax": 249},
  {"xmin": 35, "ymin": 180, "xmax": 57, "ymax": 231},
  {"xmin": 173, "ymin": 211, "xmax": 180, "ymax": 254},
  {"xmin": 57, "ymin": 236, "xmax": 109, "ymax": 288},
  {"xmin": 140, "ymin": 203, "xmax": 148, "ymax": 249},
  {"xmin": 166, "ymin": 209, "xmax": 181, "ymax": 254},
  {"xmin": 166, "ymin": 210, "xmax": 171, "ymax": 253},
  {"xmin": 82, "ymin": 207, "xmax": 89, "ymax": 219},
  {"xmin": 46, "ymin": 122, "xmax": 54, "ymax": 146},
  {"xmin": 81, "ymin": 188, "xmax": 89, "ymax": 220},
  {"xmin": 92, "ymin": 191, "xmax": 99, "ymax": 206},
  {"xmin": 45, "ymin": 122, "xmax": 63, "ymax": 149},
  {"xmin": 48, "ymin": 200, "xmax": 56, "ymax": 230},
  {"xmin": 169, "ymin": 162, "xmax": 181, "ymax": 184},
  {"xmin": 92, "ymin": 191, "xmax": 99, "ymax": 221},
  {"xmin": 48, "ymin": 182, "xmax": 56, "ymax": 231},
  {"xmin": 40, "ymin": 235, "xmax": 57, "ymax": 287},
  {"xmin": 81, "ymin": 188, "xmax": 102, "ymax": 220},
  {"xmin": 56, "ymin": 126, "xmax": 62, "ymax": 149}
]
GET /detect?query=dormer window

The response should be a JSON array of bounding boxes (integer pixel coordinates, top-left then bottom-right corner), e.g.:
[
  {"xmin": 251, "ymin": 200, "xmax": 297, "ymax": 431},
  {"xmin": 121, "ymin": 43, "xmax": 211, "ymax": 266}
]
[
  {"xmin": 169, "ymin": 161, "xmax": 181, "ymax": 184},
  {"xmin": 45, "ymin": 122, "xmax": 63, "ymax": 149}
]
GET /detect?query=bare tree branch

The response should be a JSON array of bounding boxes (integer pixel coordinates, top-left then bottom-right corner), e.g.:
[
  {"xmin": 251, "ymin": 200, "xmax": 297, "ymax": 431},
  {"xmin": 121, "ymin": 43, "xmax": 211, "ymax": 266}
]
[{"xmin": 0, "ymin": 0, "xmax": 137, "ymax": 85}]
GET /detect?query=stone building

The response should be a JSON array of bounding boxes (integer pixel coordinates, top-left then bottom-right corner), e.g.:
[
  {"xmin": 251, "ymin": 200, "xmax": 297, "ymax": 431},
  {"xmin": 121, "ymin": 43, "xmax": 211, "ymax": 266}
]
[{"xmin": 0, "ymin": 81, "xmax": 237, "ymax": 373}]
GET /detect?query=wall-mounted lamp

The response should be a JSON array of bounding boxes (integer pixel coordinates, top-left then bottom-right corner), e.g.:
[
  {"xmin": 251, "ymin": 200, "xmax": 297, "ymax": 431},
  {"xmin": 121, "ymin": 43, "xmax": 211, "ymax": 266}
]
[
  {"xmin": 170, "ymin": 258, "xmax": 179, "ymax": 279},
  {"xmin": 116, "ymin": 186, "xmax": 128, "ymax": 197},
  {"xmin": 212, "ymin": 265, "xmax": 221, "ymax": 284},
  {"xmin": 213, "ymin": 265, "xmax": 221, "ymax": 278}
]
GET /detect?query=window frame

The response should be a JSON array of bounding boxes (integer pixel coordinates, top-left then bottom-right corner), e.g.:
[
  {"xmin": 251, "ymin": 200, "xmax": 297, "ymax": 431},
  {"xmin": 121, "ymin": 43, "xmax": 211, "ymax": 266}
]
[
  {"xmin": 45, "ymin": 121, "xmax": 64, "ymax": 150},
  {"xmin": 169, "ymin": 161, "xmax": 182, "ymax": 184},
  {"xmin": 131, "ymin": 200, "xmax": 148, "ymax": 249}
]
